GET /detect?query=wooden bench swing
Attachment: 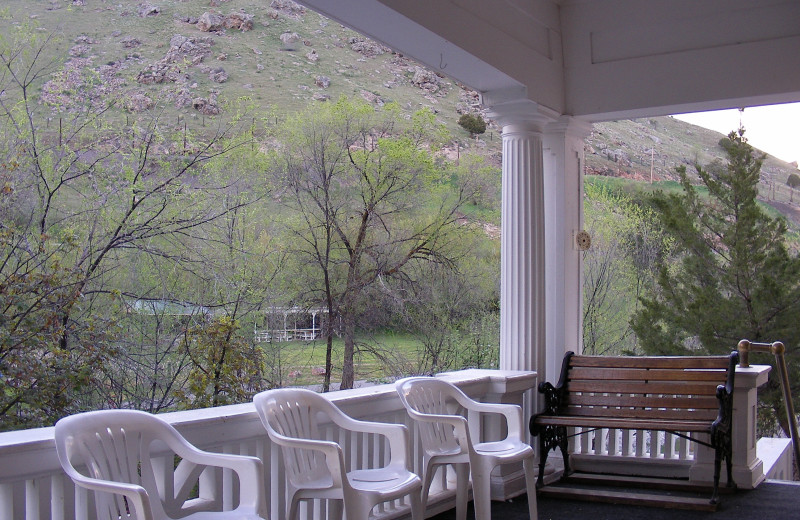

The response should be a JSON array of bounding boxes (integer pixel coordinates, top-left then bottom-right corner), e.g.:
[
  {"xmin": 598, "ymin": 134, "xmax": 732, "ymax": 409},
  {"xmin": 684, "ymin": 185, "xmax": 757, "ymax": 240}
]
[{"xmin": 530, "ymin": 351, "xmax": 739, "ymax": 508}]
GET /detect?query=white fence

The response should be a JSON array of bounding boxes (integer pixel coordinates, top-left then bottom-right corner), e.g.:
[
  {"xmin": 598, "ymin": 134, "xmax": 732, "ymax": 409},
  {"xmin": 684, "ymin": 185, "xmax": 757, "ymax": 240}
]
[
  {"xmin": 0, "ymin": 370, "xmax": 535, "ymax": 520},
  {"xmin": 0, "ymin": 365, "xmax": 776, "ymax": 519}
]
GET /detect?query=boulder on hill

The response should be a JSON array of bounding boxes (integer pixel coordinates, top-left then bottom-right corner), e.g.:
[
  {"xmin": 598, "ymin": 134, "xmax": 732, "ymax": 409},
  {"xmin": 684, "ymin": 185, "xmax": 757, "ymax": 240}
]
[
  {"xmin": 193, "ymin": 96, "xmax": 220, "ymax": 115},
  {"xmin": 270, "ymin": 0, "xmax": 305, "ymax": 18},
  {"xmin": 315, "ymin": 75, "xmax": 330, "ymax": 88},
  {"xmin": 349, "ymin": 37, "xmax": 388, "ymax": 58},
  {"xmin": 280, "ymin": 32, "xmax": 300, "ymax": 49},
  {"xmin": 69, "ymin": 44, "xmax": 91, "ymax": 58},
  {"xmin": 223, "ymin": 12, "xmax": 254, "ymax": 31},
  {"xmin": 197, "ymin": 12, "xmax": 224, "ymax": 32},
  {"xmin": 209, "ymin": 68, "xmax": 228, "ymax": 83},
  {"xmin": 123, "ymin": 92, "xmax": 154, "ymax": 113},
  {"xmin": 138, "ymin": 3, "xmax": 160, "ymax": 17},
  {"xmin": 121, "ymin": 37, "xmax": 141, "ymax": 49},
  {"xmin": 410, "ymin": 67, "xmax": 441, "ymax": 93}
]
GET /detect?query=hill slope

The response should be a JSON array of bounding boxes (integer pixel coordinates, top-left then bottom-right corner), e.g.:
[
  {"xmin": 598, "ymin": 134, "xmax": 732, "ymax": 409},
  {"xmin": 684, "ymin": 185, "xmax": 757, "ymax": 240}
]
[{"xmin": 4, "ymin": 0, "xmax": 799, "ymax": 223}]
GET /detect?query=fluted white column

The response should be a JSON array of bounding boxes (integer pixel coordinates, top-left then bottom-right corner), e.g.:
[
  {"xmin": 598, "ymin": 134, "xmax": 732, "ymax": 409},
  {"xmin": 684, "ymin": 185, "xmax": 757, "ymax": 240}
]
[
  {"xmin": 542, "ymin": 117, "xmax": 593, "ymax": 382},
  {"xmin": 489, "ymin": 102, "xmax": 555, "ymax": 373}
]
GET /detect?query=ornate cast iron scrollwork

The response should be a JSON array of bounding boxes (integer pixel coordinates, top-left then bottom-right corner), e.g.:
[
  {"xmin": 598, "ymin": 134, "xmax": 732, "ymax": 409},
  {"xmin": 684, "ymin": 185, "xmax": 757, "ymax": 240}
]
[
  {"xmin": 529, "ymin": 351, "xmax": 574, "ymax": 487},
  {"xmin": 709, "ymin": 350, "xmax": 739, "ymax": 504}
]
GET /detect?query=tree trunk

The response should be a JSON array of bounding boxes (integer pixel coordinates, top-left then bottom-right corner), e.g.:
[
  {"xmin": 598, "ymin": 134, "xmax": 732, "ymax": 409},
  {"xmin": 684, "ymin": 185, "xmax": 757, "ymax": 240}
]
[
  {"xmin": 323, "ymin": 333, "xmax": 333, "ymax": 392},
  {"xmin": 340, "ymin": 310, "xmax": 356, "ymax": 390}
]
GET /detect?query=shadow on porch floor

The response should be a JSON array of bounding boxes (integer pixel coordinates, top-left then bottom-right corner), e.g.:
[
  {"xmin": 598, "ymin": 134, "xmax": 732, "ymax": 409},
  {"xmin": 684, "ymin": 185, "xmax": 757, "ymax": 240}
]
[{"xmin": 428, "ymin": 480, "xmax": 800, "ymax": 520}]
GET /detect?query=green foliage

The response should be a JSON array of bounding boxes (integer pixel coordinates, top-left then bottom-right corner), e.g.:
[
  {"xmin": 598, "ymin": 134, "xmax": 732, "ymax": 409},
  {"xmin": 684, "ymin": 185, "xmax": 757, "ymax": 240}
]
[
  {"xmin": 631, "ymin": 129, "xmax": 800, "ymax": 435},
  {"xmin": 397, "ymin": 230, "xmax": 500, "ymax": 374},
  {"xmin": 583, "ymin": 181, "xmax": 674, "ymax": 355},
  {"xmin": 271, "ymin": 96, "xmax": 480, "ymax": 389},
  {"xmin": 457, "ymin": 113, "xmax": 487, "ymax": 136},
  {"xmin": 176, "ymin": 316, "xmax": 268, "ymax": 409},
  {"xmin": 787, "ymin": 172, "xmax": 800, "ymax": 189}
]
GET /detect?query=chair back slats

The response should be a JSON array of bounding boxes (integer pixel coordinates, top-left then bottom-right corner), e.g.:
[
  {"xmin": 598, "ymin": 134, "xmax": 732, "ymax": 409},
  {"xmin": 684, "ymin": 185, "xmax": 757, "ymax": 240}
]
[
  {"xmin": 59, "ymin": 412, "xmax": 169, "ymax": 520},
  {"xmin": 262, "ymin": 393, "xmax": 331, "ymax": 486},
  {"xmin": 403, "ymin": 385, "xmax": 460, "ymax": 454}
]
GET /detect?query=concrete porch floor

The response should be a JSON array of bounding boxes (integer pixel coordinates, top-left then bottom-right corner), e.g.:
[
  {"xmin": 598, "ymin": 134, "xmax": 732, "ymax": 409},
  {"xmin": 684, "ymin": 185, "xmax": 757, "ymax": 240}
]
[{"xmin": 428, "ymin": 480, "xmax": 800, "ymax": 520}]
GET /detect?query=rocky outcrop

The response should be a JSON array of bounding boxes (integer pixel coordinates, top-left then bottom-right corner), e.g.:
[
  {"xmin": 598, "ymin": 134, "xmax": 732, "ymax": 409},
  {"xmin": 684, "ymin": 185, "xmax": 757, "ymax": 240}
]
[
  {"xmin": 269, "ymin": 0, "xmax": 305, "ymax": 19},
  {"xmin": 349, "ymin": 37, "xmax": 388, "ymax": 58},
  {"xmin": 123, "ymin": 91, "xmax": 154, "ymax": 112},
  {"xmin": 223, "ymin": 12, "xmax": 254, "ymax": 31},
  {"xmin": 209, "ymin": 68, "xmax": 228, "ymax": 83},
  {"xmin": 137, "ymin": 35, "xmax": 214, "ymax": 85},
  {"xmin": 410, "ymin": 67, "xmax": 441, "ymax": 93},
  {"xmin": 138, "ymin": 3, "xmax": 160, "ymax": 17},
  {"xmin": 192, "ymin": 91, "xmax": 220, "ymax": 115},
  {"xmin": 197, "ymin": 12, "xmax": 224, "ymax": 32}
]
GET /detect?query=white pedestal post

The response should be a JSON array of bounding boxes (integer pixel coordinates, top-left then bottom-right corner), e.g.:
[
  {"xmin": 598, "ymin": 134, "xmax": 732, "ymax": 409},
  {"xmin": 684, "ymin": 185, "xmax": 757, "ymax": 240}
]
[{"xmin": 689, "ymin": 364, "xmax": 771, "ymax": 489}]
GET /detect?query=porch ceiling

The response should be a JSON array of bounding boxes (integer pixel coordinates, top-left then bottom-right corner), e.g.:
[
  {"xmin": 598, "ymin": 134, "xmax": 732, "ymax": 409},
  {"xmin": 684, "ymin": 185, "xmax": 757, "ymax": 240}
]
[{"xmin": 295, "ymin": 0, "xmax": 800, "ymax": 121}]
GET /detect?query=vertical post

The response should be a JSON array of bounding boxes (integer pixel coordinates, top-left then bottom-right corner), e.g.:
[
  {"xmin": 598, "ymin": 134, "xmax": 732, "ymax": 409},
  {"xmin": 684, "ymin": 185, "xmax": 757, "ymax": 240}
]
[
  {"xmin": 542, "ymin": 117, "xmax": 592, "ymax": 382},
  {"xmin": 689, "ymin": 362, "xmax": 770, "ymax": 488},
  {"xmin": 487, "ymin": 101, "xmax": 555, "ymax": 376}
]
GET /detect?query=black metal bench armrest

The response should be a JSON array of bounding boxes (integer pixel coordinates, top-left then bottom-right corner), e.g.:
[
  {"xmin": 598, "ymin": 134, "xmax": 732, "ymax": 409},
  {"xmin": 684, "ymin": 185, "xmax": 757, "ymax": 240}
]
[
  {"xmin": 710, "ymin": 351, "xmax": 739, "ymax": 442},
  {"xmin": 530, "ymin": 351, "xmax": 574, "ymax": 436}
]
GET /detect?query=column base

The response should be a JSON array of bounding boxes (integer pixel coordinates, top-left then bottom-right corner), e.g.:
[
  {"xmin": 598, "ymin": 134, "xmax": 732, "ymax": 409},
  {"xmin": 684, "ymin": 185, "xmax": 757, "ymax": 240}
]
[{"xmin": 689, "ymin": 458, "xmax": 765, "ymax": 490}]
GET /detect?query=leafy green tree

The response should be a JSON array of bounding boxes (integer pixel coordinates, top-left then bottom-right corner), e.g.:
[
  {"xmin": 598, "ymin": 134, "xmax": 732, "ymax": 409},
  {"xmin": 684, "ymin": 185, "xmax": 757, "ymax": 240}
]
[
  {"xmin": 271, "ymin": 97, "xmax": 476, "ymax": 390},
  {"xmin": 583, "ymin": 181, "xmax": 673, "ymax": 355},
  {"xmin": 457, "ymin": 113, "xmax": 487, "ymax": 137},
  {"xmin": 631, "ymin": 129, "xmax": 800, "ymax": 435},
  {"xmin": 0, "ymin": 29, "xmax": 258, "ymax": 428},
  {"xmin": 176, "ymin": 316, "xmax": 267, "ymax": 408}
]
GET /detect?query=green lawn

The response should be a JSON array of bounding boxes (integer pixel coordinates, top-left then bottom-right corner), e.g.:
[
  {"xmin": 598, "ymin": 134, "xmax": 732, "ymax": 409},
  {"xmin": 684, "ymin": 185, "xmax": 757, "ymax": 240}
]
[{"xmin": 259, "ymin": 331, "xmax": 426, "ymax": 387}]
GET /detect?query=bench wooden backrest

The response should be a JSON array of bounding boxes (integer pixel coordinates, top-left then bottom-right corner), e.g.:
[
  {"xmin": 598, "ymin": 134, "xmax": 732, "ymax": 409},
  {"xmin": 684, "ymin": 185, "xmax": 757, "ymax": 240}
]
[{"xmin": 562, "ymin": 355, "xmax": 733, "ymax": 423}]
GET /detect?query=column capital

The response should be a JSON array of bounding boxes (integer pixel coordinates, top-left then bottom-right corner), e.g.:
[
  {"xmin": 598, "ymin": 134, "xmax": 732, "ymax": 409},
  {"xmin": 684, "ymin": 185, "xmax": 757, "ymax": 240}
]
[
  {"xmin": 486, "ymin": 99, "xmax": 559, "ymax": 133},
  {"xmin": 545, "ymin": 115, "xmax": 594, "ymax": 140}
]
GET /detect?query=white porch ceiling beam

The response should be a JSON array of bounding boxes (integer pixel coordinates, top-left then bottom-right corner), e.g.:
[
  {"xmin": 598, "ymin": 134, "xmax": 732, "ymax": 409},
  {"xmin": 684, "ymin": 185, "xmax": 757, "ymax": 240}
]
[{"xmin": 561, "ymin": 0, "xmax": 800, "ymax": 120}]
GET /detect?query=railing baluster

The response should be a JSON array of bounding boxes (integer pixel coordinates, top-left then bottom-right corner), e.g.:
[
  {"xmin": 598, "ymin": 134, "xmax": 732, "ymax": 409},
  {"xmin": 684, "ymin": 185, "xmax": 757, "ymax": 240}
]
[
  {"xmin": 50, "ymin": 475, "xmax": 65, "ymax": 520},
  {"xmin": 1, "ymin": 482, "xmax": 14, "ymax": 519},
  {"xmin": 26, "ymin": 478, "xmax": 41, "ymax": 520}
]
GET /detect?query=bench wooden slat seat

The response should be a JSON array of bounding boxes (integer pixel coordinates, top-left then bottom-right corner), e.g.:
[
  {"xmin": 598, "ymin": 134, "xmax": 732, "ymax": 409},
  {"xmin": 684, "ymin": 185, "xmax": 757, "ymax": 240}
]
[{"xmin": 529, "ymin": 351, "xmax": 739, "ymax": 505}]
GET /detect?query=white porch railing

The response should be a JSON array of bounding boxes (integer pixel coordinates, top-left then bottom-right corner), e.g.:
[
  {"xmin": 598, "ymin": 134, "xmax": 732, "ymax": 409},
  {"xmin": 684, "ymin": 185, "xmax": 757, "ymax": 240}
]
[
  {"xmin": 0, "ymin": 369, "xmax": 536, "ymax": 520},
  {"xmin": 0, "ymin": 365, "xmax": 777, "ymax": 519}
]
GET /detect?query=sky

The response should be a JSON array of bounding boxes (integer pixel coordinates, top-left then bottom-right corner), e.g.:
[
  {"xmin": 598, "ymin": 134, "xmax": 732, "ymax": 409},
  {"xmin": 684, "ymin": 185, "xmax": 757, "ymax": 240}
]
[{"xmin": 672, "ymin": 102, "xmax": 800, "ymax": 166}]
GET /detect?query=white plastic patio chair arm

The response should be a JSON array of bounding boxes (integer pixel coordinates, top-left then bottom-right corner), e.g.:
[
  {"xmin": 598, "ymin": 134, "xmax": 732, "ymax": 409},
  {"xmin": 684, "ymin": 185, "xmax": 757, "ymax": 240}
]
[
  {"xmin": 343, "ymin": 419, "xmax": 413, "ymax": 469},
  {"xmin": 172, "ymin": 449, "xmax": 265, "ymax": 514},
  {"xmin": 268, "ymin": 432, "xmax": 347, "ymax": 487},
  {"xmin": 62, "ymin": 469, "xmax": 154, "ymax": 520},
  {"xmin": 405, "ymin": 409, "xmax": 472, "ymax": 448},
  {"xmin": 461, "ymin": 401, "xmax": 525, "ymax": 440}
]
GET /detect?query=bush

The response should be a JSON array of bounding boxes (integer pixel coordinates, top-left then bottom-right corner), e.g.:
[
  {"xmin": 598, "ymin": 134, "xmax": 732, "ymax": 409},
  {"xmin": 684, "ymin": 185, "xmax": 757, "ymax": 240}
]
[
  {"xmin": 458, "ymin": 113, "xmax": 486, "ymax": 136},
  {"xmin": 787, "ymin": 172, "xmax": 800, "ymax": 189}
]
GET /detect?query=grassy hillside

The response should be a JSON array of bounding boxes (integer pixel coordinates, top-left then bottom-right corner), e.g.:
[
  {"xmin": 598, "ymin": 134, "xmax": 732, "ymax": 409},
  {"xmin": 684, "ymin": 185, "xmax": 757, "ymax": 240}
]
[{"xmin": 3, "ymin": 0, "xmax": 799, "ymax": 225}]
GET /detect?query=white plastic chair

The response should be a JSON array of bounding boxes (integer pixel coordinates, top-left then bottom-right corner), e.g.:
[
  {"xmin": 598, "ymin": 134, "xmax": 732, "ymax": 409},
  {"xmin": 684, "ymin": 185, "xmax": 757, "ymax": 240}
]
[
  {"xmin": 253, "ymin": 388, "xmax": 423, "ymax": 520},
  {"xmin": 55, "ymin": 409, "xmax": 267, "ymax": 520},
  {"xmin": 396, "ymin": 377, "xmax": 537, "ymax": 520}
]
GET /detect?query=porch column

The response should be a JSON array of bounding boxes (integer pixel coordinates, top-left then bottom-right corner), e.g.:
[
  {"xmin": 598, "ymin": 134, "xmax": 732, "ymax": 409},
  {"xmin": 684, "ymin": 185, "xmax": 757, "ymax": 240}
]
[
  {"xmin": 542, "ymin": 117, "xmax": 593, "ymax": 382},
  {"xmin": 488, "ymin": 101, "xmax": 555, "ymax": 375}
]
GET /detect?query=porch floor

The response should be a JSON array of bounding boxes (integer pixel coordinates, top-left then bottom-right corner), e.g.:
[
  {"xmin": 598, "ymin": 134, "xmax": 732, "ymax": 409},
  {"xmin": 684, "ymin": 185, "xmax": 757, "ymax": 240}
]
[{"xmin": 428, "ymin": 480, "xmax": 800, "ymax": 520}]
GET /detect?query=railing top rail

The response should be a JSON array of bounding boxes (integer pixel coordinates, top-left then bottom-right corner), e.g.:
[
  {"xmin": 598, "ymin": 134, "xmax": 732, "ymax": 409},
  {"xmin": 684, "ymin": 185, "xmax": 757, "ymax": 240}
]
[{"xmin": 0, "ymin": 369, "xmax": 536, "ymax": 484}]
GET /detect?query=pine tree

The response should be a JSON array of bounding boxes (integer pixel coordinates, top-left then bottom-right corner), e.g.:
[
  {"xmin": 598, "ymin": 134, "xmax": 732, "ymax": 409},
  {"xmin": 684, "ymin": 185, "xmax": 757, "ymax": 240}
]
[{"xmin": 631, "ymin": 129, "xmax": 800, "ymax": 435}]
